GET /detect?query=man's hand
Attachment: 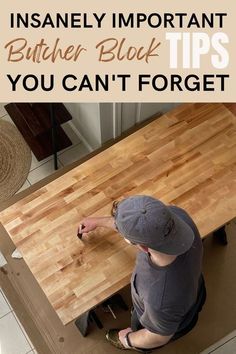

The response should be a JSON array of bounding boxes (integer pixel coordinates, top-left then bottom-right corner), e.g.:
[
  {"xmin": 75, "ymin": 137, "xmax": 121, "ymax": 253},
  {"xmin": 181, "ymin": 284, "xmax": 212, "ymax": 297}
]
[
  {"xmin": 118, "ymin": 327, "xmax": 132, "ymax": 348},
  {"xmin": 78, "ymin": 216, "xmax": 116, "ymax": 235},
  {"xmin": 78, "ymin": 217, "xmax": 100, "ymax": 234}
]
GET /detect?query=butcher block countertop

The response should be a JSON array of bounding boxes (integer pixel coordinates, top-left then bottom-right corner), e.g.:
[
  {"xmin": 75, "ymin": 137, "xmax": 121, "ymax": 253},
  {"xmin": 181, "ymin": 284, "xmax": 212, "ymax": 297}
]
[{"xmin": 0, "ymin": 103, "xmax": 236, "ymax": 325}]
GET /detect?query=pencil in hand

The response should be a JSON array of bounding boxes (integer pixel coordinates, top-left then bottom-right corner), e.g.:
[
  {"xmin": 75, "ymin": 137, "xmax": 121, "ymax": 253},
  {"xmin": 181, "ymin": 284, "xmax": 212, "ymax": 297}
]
[{"xmin": 77, "ymin": 224, "xmax": 85, "ymax": 239}]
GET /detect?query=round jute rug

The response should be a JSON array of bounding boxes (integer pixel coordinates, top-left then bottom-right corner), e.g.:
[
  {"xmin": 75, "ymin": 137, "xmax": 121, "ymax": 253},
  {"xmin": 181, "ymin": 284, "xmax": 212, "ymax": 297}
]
[{"xmin": 0, "ymin": 120, "xmax": 32, "ymax": 202}]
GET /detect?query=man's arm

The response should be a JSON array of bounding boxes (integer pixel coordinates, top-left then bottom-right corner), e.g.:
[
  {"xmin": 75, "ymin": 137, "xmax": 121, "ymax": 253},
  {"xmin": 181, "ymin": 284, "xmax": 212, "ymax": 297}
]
[
  {"xmin": 119, "ymin": 328, "xmax": 173, "ymax": 349},
  {"xmin": 78, "ymin": 216, "xmax": 116, "ymax": 234}
]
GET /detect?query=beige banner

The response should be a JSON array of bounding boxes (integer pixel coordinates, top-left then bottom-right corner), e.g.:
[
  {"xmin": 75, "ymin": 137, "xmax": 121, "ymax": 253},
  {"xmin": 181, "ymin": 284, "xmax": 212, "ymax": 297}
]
[{"xmin": 0, "ymin": 0, "xmax": 235, "ymax": 102}]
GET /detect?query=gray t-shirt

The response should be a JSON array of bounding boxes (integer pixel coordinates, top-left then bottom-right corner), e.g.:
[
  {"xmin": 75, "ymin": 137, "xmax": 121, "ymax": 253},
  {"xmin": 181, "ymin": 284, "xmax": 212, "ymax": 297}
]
[{"xmin": 131, "ymin": 206, "xmax": 203, "ymax": 335}]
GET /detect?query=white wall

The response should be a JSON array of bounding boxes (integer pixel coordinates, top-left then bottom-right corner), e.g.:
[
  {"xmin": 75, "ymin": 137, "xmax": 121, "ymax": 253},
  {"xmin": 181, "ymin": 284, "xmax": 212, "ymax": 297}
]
[
  {"xmin": 99, "ymin": 104, "xmax": 114, "ymax": 144},
  {"xmin": 64, "ymin": 103, "xmax": 182, "ymax": 148},
  {"xmin": 64, "ymin": 103, "xmax": 101, "ymax": 150},
  {"xmin": 139, "ymin": 103, "xmax": 180, "ymax": 121},
  {"xmin": 118, "ymin": 103, "xmax": 181, "ymax": 135},
  {"xmin": 121, "ymin": 103, "xmax": 137, "ymax": 131}
]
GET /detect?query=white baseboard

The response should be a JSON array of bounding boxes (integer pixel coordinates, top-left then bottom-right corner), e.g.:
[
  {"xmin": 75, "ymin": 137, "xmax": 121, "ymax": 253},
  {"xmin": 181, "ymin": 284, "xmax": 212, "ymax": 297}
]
[
  {"xmin": 0, "ymin": 251, "xmax": 7, "ymax": 267},
  {"xmin": 200, "ymin": 330, "xmax": 236, "ymax": 353},
  {"xmin": 67, "ymin": 121, "xmax": 94, "ymax": 153}
]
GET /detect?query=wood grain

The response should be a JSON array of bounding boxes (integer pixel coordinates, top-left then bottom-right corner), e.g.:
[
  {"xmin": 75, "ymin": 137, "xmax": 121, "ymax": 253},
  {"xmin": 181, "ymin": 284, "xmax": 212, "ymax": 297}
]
[{"xmin": 0, "ymin": 103, "xmax": 236, "ymax": 325}]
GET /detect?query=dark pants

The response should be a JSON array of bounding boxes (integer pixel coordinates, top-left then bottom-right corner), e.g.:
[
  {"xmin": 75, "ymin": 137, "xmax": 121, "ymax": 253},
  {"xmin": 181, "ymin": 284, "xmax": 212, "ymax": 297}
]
[{"xmin": 131, "ymin": 276, "xmax": 207, "ymax": 351}]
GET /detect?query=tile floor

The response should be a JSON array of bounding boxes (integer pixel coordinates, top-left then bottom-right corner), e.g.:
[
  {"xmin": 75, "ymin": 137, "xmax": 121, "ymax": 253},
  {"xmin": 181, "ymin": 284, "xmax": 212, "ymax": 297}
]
[
  {"xmin": 1, "ymin": 104, "xmax": 236, "ymax": 353},
  {"xmin": 0, "ymin": 288, "xmax": 37, "ymax": 354}
]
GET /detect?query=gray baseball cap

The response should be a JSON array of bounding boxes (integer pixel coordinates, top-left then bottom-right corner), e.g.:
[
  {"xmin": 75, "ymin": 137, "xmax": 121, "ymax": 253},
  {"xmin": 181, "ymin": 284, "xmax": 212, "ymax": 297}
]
[{"xmin": 114, "ymin": 195, "xmax": 194, "ymax": 255}]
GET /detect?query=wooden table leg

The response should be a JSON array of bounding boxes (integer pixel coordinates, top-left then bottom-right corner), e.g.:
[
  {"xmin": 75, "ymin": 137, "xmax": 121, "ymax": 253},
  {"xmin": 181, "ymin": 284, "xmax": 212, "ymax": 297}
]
[
  {"xmin": 213, "ymin": 226, "xmax": 228, "ymax": 245},
  {"xmin": 75, "ymin": 294, "xmax": 128, "ymax": 337},
  {"xmin": 49, "ymin": 103, "xmax": 58, "ymax": 171},
  {"xmin": 110, "ymin": 294, "xmax": 129, "ymax": 311},
  {"xmin": 90, "ymin": 311, "xmax": 103, "ymax": 329},
  {"xmin": 75, "ymin": 310, "xmax": 103, "ymax": 337},
  {"xmin": 75, "ymin": 311, "xmax": 90, "ymax": 337}
]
